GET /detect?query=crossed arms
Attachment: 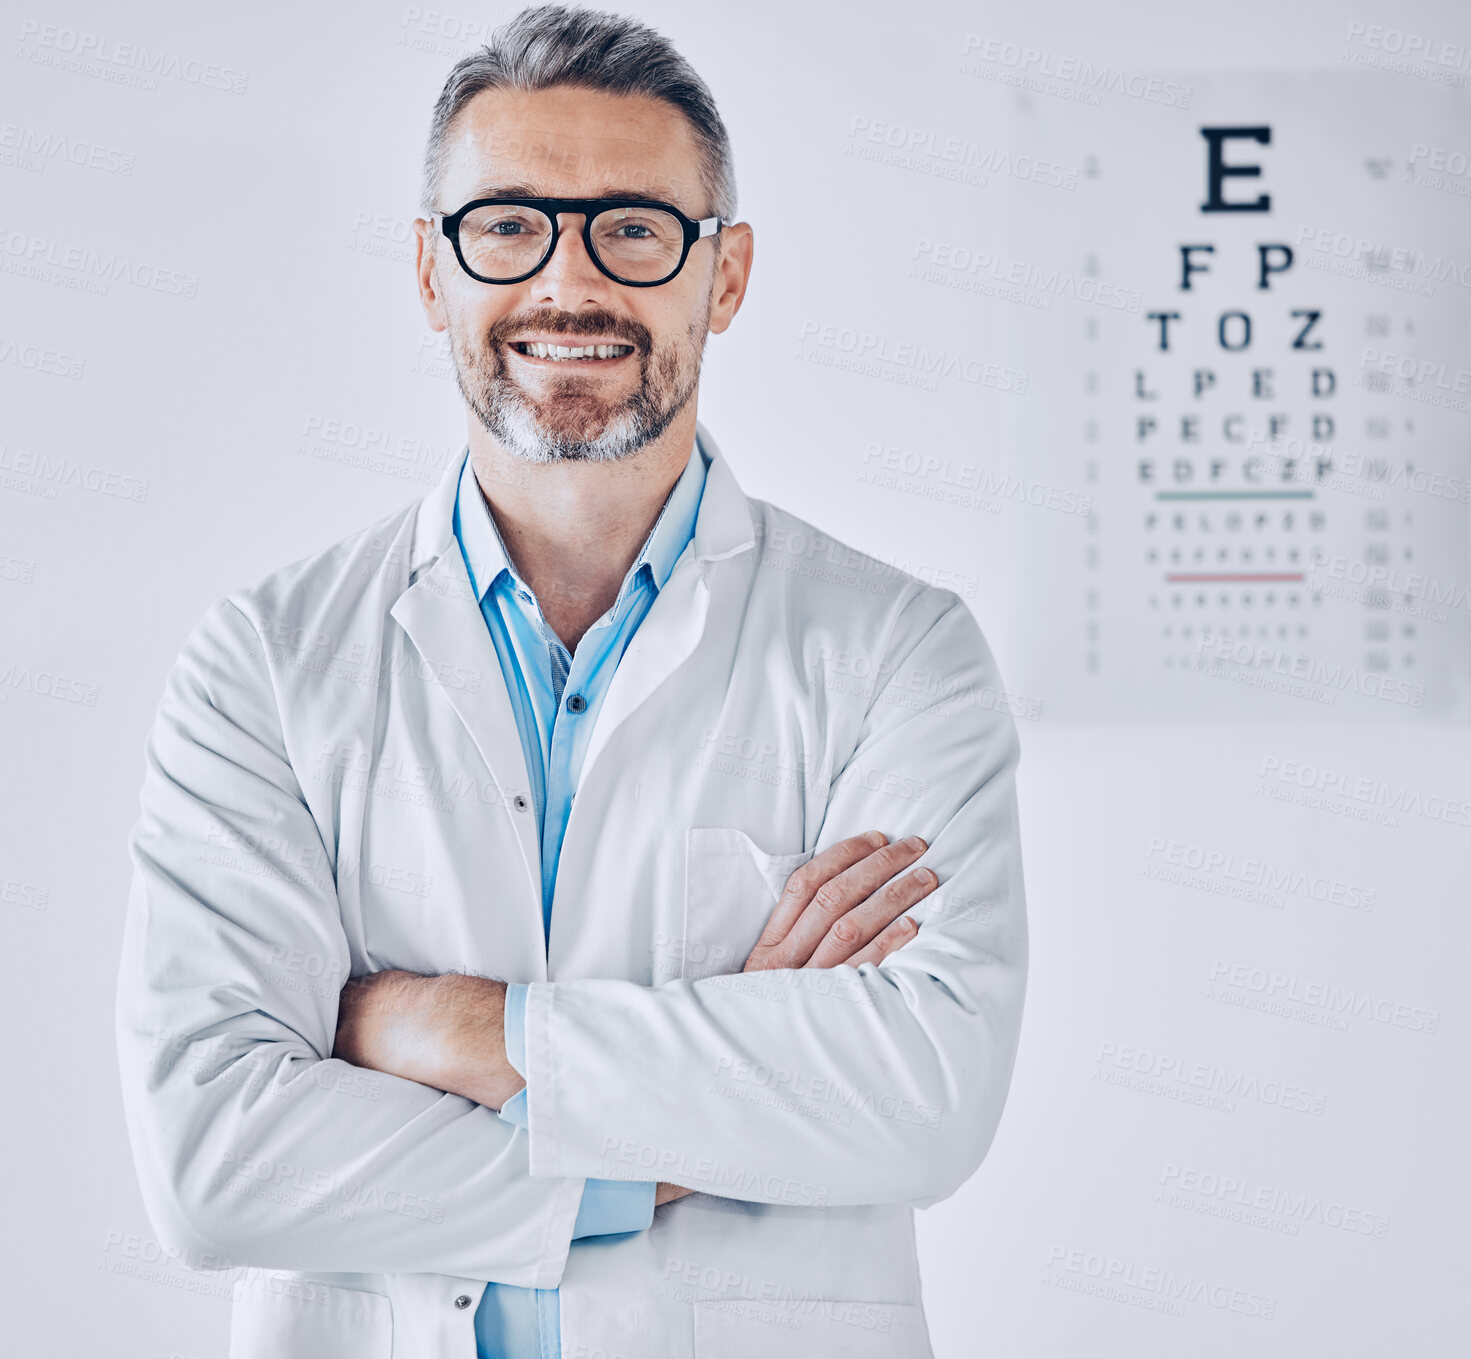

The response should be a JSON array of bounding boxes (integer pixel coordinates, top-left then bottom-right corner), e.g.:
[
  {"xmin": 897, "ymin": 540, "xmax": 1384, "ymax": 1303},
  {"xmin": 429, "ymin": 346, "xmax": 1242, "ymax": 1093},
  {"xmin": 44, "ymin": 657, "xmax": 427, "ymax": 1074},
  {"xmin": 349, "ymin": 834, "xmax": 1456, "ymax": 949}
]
[
  {"xmin": 116, "ymin": 587, "xmax": 1026, "ymax": 1288},
  {"xmin": 332, "ymin": 830, "xmax": 937, "ymax": 1207}
]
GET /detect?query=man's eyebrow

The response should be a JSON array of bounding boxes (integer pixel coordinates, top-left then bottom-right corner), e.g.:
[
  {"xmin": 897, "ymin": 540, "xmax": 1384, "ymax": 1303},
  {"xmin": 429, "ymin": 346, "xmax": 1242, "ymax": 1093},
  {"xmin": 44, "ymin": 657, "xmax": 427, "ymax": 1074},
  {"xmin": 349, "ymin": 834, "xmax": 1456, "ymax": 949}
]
[
  {"xmin": 464, "ymin": 181, "xmax": 542, "ymax": 198},
  {"xmin": 461, "ymin": 182, "xmax": 685, "ymax": 205}
]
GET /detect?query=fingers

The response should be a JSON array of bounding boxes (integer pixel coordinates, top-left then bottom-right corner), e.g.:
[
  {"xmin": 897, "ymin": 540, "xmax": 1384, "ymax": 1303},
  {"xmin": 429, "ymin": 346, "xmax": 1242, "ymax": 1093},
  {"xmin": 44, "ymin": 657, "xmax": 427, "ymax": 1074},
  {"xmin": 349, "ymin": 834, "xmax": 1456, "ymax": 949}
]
[
  {"xmin": 777, "ymin": 835, "xmax": 931, "ymax": 967},
  {"xmin": 751, "ymin": 831, "xmax": 888, "ymax": 951},
  {"xmin": 843, "ymin": 914, "xmax": 920, "ymax": 969},
  {"xmin": 805, "ymin": 862, "xmax": 938, "ymax": 969}
]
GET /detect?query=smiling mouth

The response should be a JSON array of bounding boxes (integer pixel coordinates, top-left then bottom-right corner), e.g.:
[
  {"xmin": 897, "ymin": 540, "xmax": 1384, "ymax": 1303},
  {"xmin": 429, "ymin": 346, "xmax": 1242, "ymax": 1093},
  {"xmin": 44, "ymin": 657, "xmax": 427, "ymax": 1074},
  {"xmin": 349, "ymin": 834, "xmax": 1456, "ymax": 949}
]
[{"xmin": 510, "ymin": 341, "xmax": 635, "ymax": 362}]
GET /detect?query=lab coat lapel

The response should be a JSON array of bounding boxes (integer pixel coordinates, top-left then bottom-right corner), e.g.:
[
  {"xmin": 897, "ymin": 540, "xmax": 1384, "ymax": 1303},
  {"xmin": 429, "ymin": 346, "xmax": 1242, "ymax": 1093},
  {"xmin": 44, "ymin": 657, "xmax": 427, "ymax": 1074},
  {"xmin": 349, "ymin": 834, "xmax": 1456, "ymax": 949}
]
[
  {"xmin": 579, "ymin": 558, "xmax": 710, "ymax": 781},
  {"xmin": 389, "ymin": 462, "xmax": 543, "ymax": 908},
  {"xmin": 579, "ymin": 426, "xmax": 756, "ymax": 780}
]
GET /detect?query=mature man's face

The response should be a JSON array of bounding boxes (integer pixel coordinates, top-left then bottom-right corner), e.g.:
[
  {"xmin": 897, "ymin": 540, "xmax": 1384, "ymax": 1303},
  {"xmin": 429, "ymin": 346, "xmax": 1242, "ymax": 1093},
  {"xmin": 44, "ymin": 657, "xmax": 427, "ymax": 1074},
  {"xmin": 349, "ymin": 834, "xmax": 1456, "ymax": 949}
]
[{"xmin": 421, "ymin": 84, "xmax": 720, "ymax": 463}]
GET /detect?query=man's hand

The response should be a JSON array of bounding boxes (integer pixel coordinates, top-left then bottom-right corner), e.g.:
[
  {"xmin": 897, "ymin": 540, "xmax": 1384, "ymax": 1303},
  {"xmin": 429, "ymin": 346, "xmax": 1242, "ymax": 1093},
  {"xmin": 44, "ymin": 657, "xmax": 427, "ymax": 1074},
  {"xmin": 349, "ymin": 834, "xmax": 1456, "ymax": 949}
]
[
  {"xmin": 333, "ymin": 971, "xmax": 524, "ymax": 1111},
  {"xmin": 743, "ymin": 830, "xmax": 934, "ymax": 972},
  {"xmin": 658, "ymin": 832, "xmax": 936, "ymax": 1207}
]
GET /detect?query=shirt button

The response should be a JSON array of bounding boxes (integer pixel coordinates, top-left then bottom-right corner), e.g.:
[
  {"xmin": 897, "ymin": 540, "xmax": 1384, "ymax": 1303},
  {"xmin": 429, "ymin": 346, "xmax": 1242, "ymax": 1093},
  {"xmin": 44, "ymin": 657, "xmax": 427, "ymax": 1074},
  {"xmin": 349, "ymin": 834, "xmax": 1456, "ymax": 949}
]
[
  {"xmin": 454, "ymin": 1294, "xmax": 473, "ymax": 1310},
  {"xmin": 566, "ymin": 692, "xmax": 587, "ymax": 714},
  {"xmin": 512, "ymin": 793, "xmax": 530, "ymax": 812}
]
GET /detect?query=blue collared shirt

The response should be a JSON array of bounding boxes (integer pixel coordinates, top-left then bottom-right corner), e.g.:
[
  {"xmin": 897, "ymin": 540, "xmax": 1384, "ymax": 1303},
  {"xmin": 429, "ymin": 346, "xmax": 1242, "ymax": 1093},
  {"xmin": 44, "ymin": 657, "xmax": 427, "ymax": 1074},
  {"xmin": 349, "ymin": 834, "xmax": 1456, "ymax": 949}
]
[{"xmin": 451, "ymin": 434, "xmax": 708, "ymax": 1359}]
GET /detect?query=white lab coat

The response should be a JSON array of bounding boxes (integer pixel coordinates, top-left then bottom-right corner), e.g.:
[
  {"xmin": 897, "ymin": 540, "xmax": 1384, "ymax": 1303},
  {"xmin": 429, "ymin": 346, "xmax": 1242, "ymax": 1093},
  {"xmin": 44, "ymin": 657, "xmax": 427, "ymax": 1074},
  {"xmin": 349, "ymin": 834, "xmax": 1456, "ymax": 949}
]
[{"xmin": 116, "ymin": 422, "xmax": 1028, "ymax": 1359}]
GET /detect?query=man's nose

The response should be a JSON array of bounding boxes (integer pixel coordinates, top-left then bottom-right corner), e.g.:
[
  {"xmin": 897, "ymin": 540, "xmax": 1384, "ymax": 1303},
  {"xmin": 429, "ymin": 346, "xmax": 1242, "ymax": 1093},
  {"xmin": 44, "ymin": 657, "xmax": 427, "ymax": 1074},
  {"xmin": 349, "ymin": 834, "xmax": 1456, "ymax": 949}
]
[{"xmin": 530, "ymin": 212, "xmax": 609, "ymax": 300}]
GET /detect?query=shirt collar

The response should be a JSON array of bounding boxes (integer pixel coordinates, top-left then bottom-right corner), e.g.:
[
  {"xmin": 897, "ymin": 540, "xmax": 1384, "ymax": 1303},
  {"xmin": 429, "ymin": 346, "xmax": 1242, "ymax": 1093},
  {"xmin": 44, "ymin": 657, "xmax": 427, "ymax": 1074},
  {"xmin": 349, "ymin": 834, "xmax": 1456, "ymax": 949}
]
[{"xmin": 454, "ymin": 433, "xmax": 708, "ymax": 607}]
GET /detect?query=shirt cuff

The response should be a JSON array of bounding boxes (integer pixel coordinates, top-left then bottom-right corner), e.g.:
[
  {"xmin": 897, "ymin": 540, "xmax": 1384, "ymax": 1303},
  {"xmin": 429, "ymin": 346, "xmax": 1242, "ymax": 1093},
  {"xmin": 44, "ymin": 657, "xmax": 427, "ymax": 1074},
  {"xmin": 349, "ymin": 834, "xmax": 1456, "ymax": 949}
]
[
  {"xmin": 497, "ymin": 983, "xmax": 530, "ymax": 1129},
  {"xmin": 572, "ymin": 1178, "xmax": 657, "ymax": 1239}
]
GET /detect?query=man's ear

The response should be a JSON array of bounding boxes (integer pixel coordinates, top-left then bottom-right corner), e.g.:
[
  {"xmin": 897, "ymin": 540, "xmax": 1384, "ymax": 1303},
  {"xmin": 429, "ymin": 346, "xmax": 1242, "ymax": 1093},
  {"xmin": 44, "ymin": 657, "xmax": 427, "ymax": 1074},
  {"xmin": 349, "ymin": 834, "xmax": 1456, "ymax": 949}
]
[
  {"xmin": 707, "ymin": 220, "xmax": 753, "ymax": 337},
  {"xmin": 414, "ymin": 218, "xmax": 448, "ymax": 333}
]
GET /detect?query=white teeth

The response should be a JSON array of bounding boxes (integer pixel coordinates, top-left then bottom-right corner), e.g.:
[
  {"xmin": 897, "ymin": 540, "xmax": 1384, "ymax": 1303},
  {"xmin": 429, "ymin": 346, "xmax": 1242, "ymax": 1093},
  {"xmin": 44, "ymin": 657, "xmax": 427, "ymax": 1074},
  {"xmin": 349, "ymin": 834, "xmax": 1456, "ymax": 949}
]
[{"xmin": 518, "ymin": 342, "xmax": 631, "ymax": 360}]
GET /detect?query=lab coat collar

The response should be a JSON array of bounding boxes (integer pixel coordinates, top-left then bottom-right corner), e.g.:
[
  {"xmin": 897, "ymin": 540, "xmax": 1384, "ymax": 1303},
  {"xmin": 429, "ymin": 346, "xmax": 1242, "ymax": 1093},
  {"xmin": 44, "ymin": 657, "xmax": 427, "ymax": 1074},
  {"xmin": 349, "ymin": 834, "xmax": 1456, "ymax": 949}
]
[
  {"xmin": 405, "ymin": 418, "xmax": 755, "ymax": 581},
  {"xmin": 454, "ymin": 428, "xmax": 709, "ymax": 609}
]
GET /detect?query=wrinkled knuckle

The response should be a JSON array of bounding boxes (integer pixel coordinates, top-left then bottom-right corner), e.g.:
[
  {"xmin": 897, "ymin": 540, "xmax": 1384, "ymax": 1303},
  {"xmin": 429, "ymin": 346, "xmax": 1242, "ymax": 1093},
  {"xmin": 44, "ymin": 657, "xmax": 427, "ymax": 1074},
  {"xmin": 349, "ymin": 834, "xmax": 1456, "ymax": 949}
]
[
  {"xmin": 876, "ymin": 878, "xmax": 912, "ymax": 911},
  {"xmin": 811, "ymin": 884, "xmax": 847, "ymax": 917},
  {"xmin": 786, "ymin": 864, "xmax": 819, "ymax": 897},
  {"xmin": 830, "ymin": 916, "xmax": 861, "ymax": 947}
]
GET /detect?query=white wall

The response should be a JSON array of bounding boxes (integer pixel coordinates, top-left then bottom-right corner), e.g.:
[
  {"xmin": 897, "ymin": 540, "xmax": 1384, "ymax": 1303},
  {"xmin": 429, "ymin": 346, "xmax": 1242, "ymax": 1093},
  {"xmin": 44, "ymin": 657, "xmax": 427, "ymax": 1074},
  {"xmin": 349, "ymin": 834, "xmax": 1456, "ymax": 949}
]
[{"xmin": 1, "ymin": 0, "xmax": 1466, "ymax": 1354}]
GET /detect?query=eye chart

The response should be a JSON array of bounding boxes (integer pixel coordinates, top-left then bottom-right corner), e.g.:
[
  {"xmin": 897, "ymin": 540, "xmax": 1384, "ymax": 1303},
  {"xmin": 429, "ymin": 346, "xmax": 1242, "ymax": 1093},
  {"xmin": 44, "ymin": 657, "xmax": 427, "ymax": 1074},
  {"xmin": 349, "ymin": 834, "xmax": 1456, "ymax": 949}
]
[{"xmin": 1000, "ymin": 73, "xmax": 1471, "ymax": 721}]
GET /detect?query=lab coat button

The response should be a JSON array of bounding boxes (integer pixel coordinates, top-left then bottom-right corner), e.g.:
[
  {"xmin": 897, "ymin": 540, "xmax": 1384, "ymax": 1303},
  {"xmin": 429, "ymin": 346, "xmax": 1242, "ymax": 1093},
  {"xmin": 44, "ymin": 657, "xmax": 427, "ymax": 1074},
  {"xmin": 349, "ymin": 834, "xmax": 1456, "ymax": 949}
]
[
  {"xmin": 512, "ymin": 793, "xmax": 530, "ymax": 812},
  {"xmin": 454, "ymin": 1294, "xmax": 472, "ymax": 1310}
]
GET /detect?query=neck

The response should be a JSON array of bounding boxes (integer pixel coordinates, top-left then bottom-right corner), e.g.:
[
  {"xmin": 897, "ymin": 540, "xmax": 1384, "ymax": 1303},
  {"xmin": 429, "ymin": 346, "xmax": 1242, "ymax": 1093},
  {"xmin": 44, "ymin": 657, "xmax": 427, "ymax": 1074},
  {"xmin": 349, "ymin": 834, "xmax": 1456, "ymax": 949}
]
[{"xmin": 464, "ymin": 404, "xmax": 698, "ymax": 652}]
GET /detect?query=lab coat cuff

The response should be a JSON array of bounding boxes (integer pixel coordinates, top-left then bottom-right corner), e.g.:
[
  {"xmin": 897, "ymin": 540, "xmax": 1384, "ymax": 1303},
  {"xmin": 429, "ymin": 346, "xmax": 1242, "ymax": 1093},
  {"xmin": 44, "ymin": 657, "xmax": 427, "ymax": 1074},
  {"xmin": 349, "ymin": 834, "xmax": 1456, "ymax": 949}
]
[
  {"xmin": 522, "ymin": 981, "xmax": 658, "ymax": 1188},
  {"xmin": 522, "ymin": 981, "xmax": 574, "ymax": 1180}
]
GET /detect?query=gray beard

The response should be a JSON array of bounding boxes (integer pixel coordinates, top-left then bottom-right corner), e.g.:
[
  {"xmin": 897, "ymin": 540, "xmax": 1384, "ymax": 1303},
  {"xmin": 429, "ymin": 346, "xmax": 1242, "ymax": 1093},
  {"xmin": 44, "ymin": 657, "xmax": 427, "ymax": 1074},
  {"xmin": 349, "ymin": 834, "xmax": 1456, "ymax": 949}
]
[{"xmin": 447, "ymin": 306, "xmax": 709, "ymax": 465}]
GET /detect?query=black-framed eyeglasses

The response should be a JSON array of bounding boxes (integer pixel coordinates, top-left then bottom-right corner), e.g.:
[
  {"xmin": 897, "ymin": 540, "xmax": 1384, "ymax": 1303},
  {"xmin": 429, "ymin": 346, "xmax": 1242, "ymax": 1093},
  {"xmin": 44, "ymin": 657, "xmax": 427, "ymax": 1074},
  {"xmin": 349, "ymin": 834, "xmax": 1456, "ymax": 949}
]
[{"xmin": 431, "ymin": 197, "xmax": 723, "ymax": 287}]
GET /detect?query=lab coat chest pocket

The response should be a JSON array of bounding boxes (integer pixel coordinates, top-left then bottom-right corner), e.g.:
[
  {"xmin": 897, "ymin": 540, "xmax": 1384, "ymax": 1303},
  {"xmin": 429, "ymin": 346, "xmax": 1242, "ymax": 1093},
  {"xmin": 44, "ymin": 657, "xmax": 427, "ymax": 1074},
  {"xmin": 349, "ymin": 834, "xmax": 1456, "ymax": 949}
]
[{"xmin": 679, "ymin": 828, "xmax": 814, "ymax": 981}]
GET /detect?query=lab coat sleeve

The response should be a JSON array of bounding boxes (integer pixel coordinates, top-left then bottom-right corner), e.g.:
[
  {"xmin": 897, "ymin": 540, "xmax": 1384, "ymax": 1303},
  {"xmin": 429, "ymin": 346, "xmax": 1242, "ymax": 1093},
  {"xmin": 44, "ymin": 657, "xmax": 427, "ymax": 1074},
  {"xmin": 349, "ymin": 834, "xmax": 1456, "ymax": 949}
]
[
  {"xmin": 115, "ymin": 596, "xmax": 585, "ymax": 1284},
  {"xmin": 520, "ymin": 586, "xmax": 1028, "ymax": 1209},
  {"xmin": 500, "ymin": 987, "xmax": 656, "ymax": 1235}
]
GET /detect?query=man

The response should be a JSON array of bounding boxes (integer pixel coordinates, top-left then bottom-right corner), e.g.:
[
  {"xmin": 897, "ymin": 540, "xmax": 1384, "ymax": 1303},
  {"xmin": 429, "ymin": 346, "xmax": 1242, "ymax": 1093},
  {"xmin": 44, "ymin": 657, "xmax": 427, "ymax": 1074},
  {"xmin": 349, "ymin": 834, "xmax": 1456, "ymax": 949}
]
[{"xmin": 115, "ymin": 6, "xmax": 1028, "ymax": 1357}]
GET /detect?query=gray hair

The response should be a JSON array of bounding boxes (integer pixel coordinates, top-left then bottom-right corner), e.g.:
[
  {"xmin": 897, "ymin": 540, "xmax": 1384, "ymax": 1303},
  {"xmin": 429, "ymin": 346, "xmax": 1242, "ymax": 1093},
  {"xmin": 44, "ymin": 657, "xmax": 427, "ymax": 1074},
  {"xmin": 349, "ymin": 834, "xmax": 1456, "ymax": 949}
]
[{"xmin": 421, "ymin": 4, "xmax": 737, "ymax": 223}]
